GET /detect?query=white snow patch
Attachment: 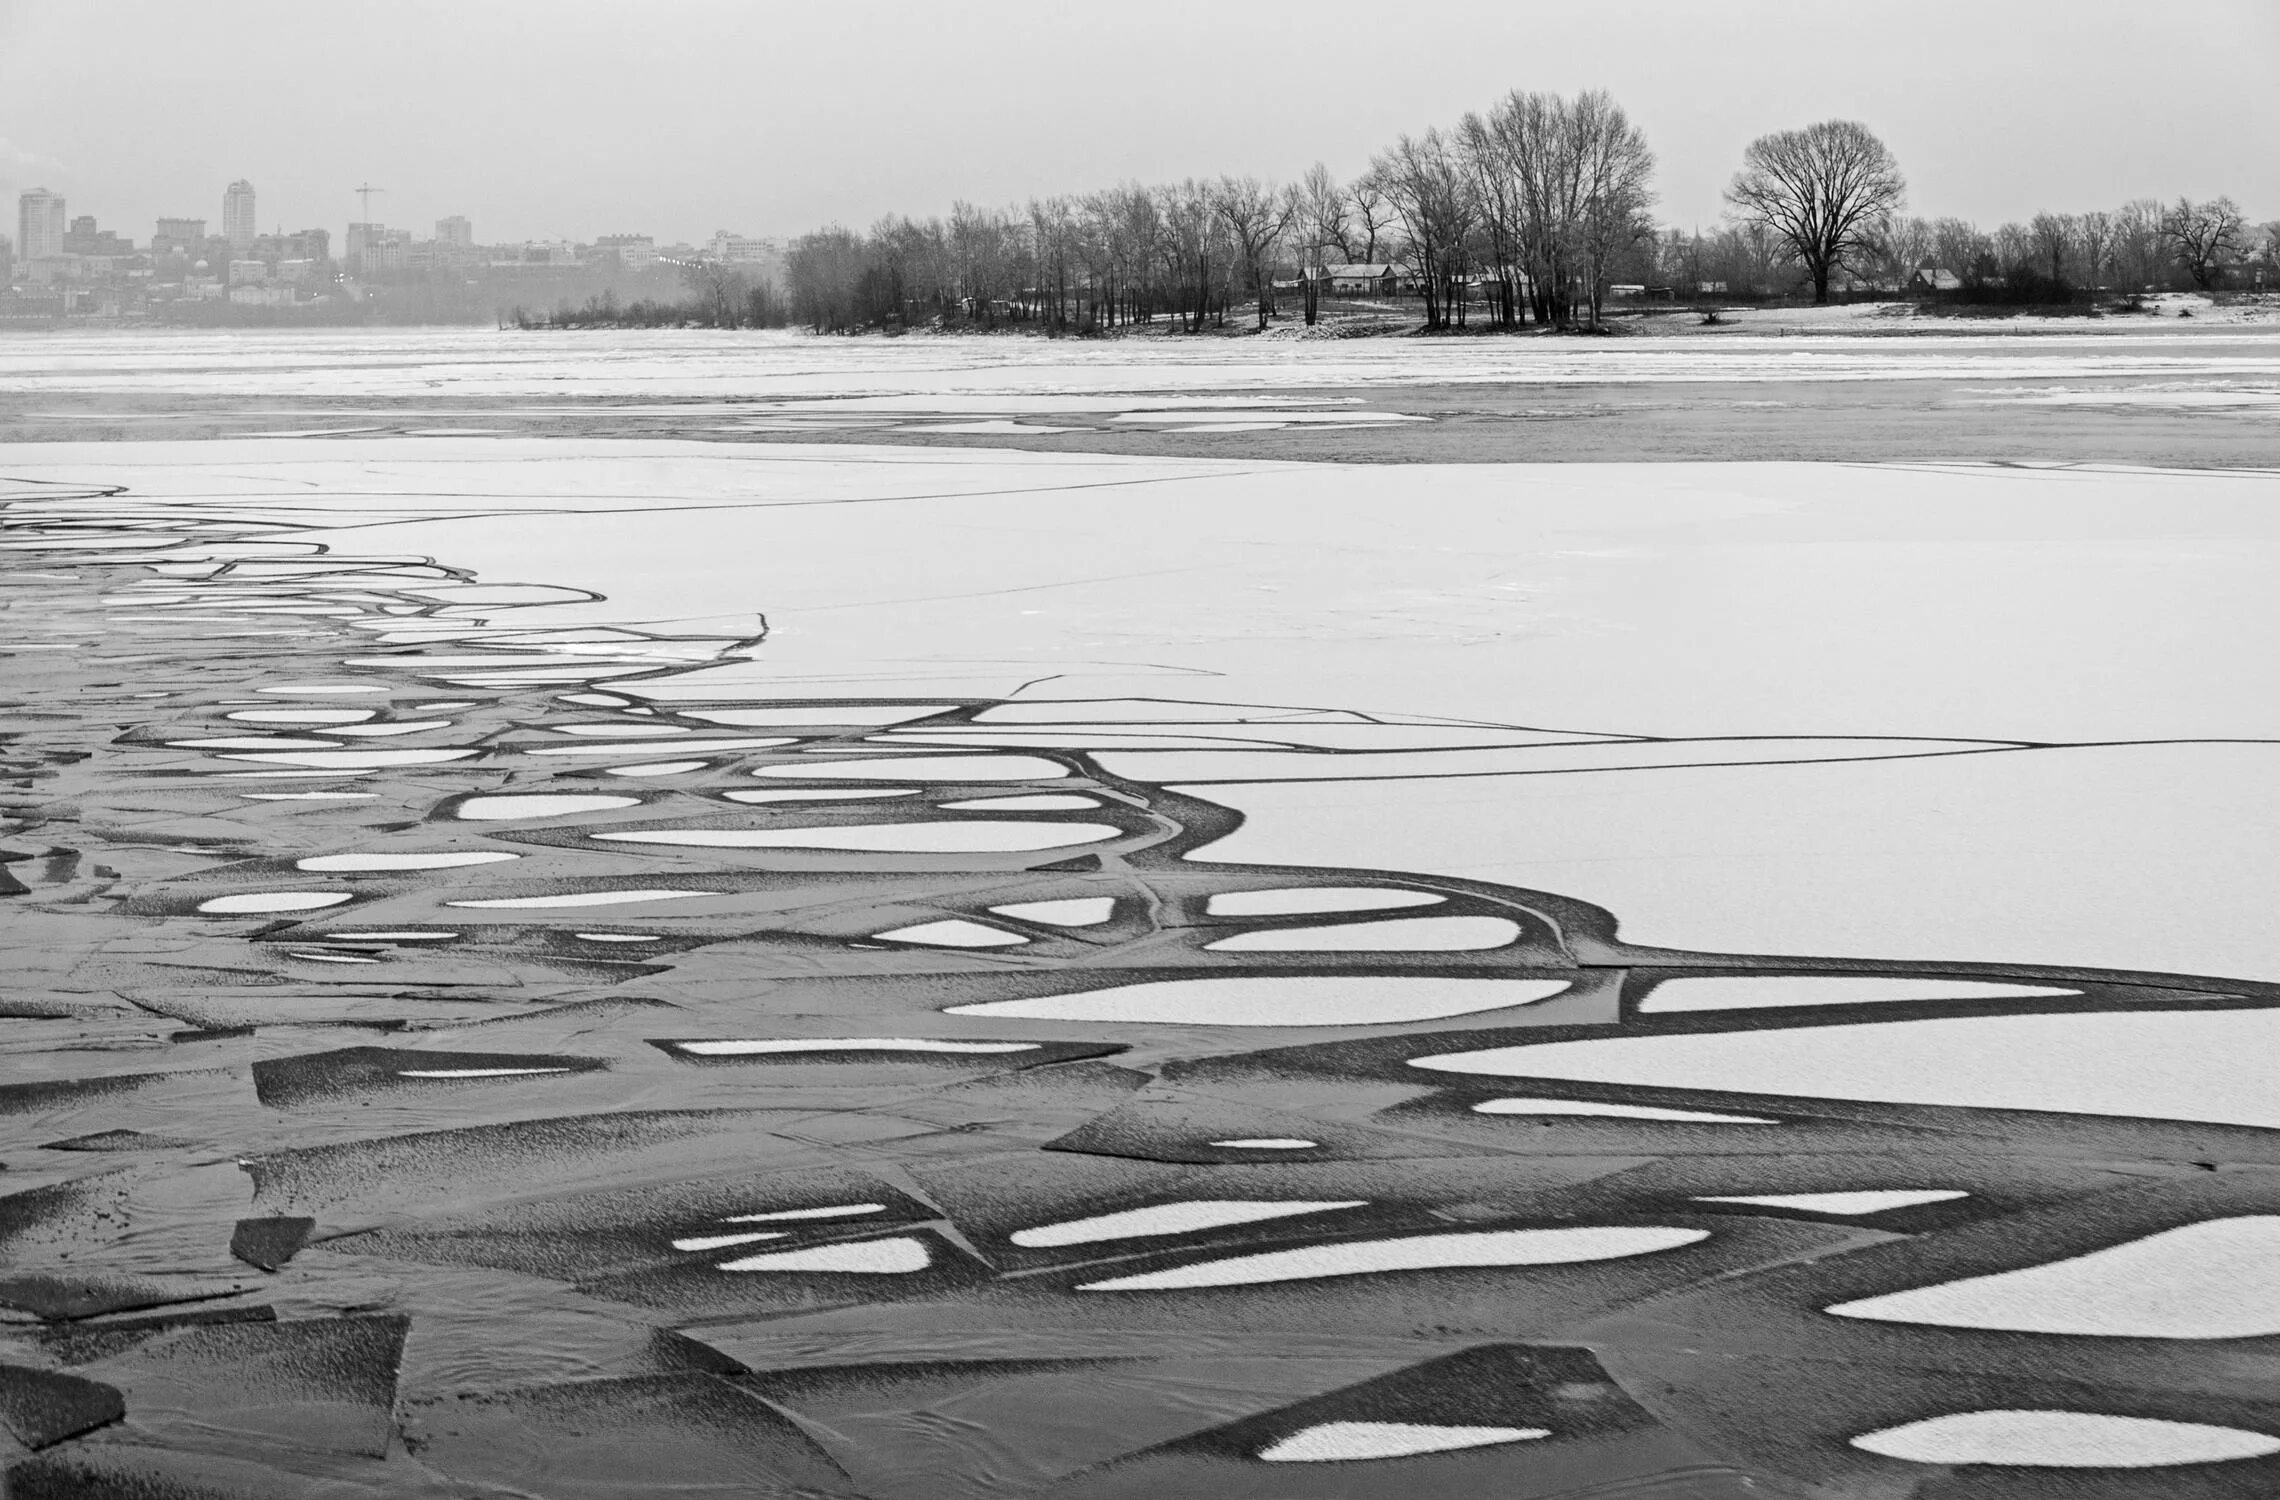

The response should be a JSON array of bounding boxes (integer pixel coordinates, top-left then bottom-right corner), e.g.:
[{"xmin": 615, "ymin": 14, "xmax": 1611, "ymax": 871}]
[
  {"xmin": 1012, "ymin": 1200, "xmax": 1367, "ymax": 1247},
  {"xmin": 950, "ymin": 976, "xmax": 1570, "ymax": 1027},
  {"xmin": 1206, "ymin": 887, "xmax": 1446, "ymax": 917},
  {"xmin": 1206, "ymin": 916, "xmax": 1521, "ymax": 952},
  {"xmin": 1473, "ymin": 1098, "xmax": 1777, "ymax": 1125},
  {"xmin": 1694, "ymin": 1189, "xmax": 1967, "ymax": 1215},
  {"xmin": 1641, "ymin": 976, "xmax": 2079, "ymax": 1013},
  {"xmin": 716, "ymin": 1236, "xmax": 932, "ymax": 1273},
  {"xmin": 1826, "ymin": 1215, "xmax": 2280, "ymax": 1338},
  {"xmin": 296, "ymin": 851, "xmax": 518, "ymax": 871},
  {"xmin": 1260, "ymin": 1422, "xmax": 1549, "ymax": 1463},
  {"xmin": 199, "ymin": 891, "xmax": 354, "ymax": 914},
  {"xmin": 1851, "ymin": 1410, "xmax": 2280, "ymax": 1467},
  {"xmin": 1077, "ymin": 1226, "xmax": 1708, "ymax": 1290}
]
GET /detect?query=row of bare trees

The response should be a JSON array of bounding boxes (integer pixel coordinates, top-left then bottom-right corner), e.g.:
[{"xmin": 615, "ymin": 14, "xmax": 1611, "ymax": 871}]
[
  {"xmin": 1670, "ymin": 195, "xmax": 2270, "ymax": 302},
  {"xmin": 778, "ymin": 88, "xmax": 1658, "ymax": 335},
  {"xmin": 772, "ymin": 97, "xmax": 2270, "ymax": 334}
]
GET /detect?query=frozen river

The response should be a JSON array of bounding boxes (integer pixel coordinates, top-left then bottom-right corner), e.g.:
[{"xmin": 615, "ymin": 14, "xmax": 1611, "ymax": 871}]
[{"xmin": 4, "ymin": 330, "xmax": 2280, "ymax": 1497}]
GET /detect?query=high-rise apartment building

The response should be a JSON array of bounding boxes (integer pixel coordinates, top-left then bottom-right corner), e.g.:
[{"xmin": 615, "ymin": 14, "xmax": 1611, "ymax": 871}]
[
  {"xmin": 436, "ymin": 215, "xmax": 472, "ymax": 248},
  {"xmin": 18, "ymin": 189, "xmax": 66, "ymax": 262},
  {"xmin": 153, "ymin": 218, "xmax": 207, "ymax": 255},
  {"xmin": 223, "ymin": 180, "xmax": 257, "ymax": 250}
]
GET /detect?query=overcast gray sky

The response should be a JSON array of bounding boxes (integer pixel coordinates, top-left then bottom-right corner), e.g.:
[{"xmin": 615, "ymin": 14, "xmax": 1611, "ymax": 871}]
[{"xmin": 4, "ymin": 0, "xmax": 2275, "ymax": 247}]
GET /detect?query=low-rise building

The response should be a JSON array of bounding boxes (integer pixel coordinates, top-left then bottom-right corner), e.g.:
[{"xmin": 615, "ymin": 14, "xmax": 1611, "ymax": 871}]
[{"xmin": 595, "ymin": 233, "xmax": 655, "ymax": 272}]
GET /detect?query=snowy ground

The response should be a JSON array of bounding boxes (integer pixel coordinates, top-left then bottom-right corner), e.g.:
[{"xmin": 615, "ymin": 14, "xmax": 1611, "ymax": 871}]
[{"xmin": 4, "ymin": 343, "xmax": 2280, "ymax": 1496}]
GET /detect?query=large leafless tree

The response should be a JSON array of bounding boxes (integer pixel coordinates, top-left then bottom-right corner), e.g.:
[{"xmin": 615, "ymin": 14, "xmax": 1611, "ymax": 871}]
[
  {"xmin": 1724, "ymin": 120, "xmax": 1906, "ymax": 304},
  {"xmin": 2161, "ymin": 197, "xmax": 2247, "ymax": 290}
]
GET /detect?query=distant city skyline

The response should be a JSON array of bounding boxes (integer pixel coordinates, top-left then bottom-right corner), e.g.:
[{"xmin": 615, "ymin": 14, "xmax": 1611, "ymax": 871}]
[{"xmin": 3, "ymin": 0, "xmax": 2276, "ymax": 247}]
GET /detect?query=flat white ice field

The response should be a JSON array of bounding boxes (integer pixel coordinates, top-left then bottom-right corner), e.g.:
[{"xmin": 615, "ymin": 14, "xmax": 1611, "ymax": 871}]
[{"xmin": 7, "ymin": 436, "xmax": 2278, "ymax": 979}]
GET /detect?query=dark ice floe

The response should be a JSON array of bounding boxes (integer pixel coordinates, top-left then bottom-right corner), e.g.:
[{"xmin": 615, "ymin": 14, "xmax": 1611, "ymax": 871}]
[{"xmin": 12, "ymin": 459, "xmax": 2280, "ymax": 1496}]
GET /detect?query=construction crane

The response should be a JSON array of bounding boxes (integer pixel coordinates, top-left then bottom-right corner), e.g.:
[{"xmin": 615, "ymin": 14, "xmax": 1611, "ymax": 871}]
[{"xmin": 353, "ymin": 183, "xmax": 386, "ymax": 224}]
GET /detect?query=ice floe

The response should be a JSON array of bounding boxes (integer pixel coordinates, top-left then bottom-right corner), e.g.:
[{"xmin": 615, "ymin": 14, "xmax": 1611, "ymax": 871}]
[
  {"xmin": 1012, "ymin": 1200, "xmax": 1367, "ymax": 1247},
  {"xmin": 1825, "ymin": 1216, "xmax": 2280, "ymax": 1338},
  {"xmin": 1850, "ymin": 1410, "xmax": 2280, "ymax": 1467},
  {"xmin": 937, "ymin": 794, "xmax": 1101, "ymax": 811},
  {"xmin": 671, "ymin": 1038, "xmax": 1040, "ymax": 1057},
  {"xmin": 1640, "ymin": 976, "xmax": 2079, "ymax": 1013},
  {"xmin": 296, "ymin": 851, "xmax": 518, "ymax": 871},
  {"xmin": 1410, "ymin": 1010, "xmax": 2280, "ymax": 1129},
  {"xmin": 989, "ymin": 897, "xmax": 1114, "ymax": 926},
  {"xmin": 950, "ymin": 976, "xmax": 1570, "ymax": 1027},
  {"xmin": 221, "ymin": 748, "xmax": 476, "ymax": 767},
  {"xmin": 1205, "ymin": 887, "xmax": 1446, "ymax": 917},
  {"xmin": 723, "ymin": 1204, "xmax": 886, "ymax": 1223},
  {"xmin": 455, "ymin": 794, "xmax": 641, "ymax": 819},
  {"xmin": 671, "ymin": 1231, "xmax": 788, "ymax": 1252},
  {"xmin": 1206, "ymin": 916, "xmax": 1521, "ymax": 952},
  {"xmin": 199, "ymin": 891, "xmax": 355, "ymax": 914},
  {"xmin": 1259, "ymin": 1422, "xmax": 1549, "ymax": 1463},
  {"xmin": 1693, "ymin": 1190, "xmax": 1967, "ymax": 1214},
  {"xmin": 753, "ymin": 754, "xmax": 1068, "ymax": 781},
  {"xmin": 592, "ymin": 821, "xmax": 1120, "ymax": 852},
  {"xmin": 447, "ymin": 889, "xmax": 713, "ymax": 908},
  {"xmin": 1472, "ymin": 1098, "xmax": 1777, "ymax": 1125},
  {"xmin": 397, "ymin": 1067, "xmax": 574, "ymax": 1079},
  {"xmin": 871, "ymin": 919, "xmax": 1029, "ymax": 947},
  {"xmin": 725, "ymin": 788, "xmax": 922, "ymax": 803},
  {"xmin": 1077, "ymin": 1226, "xmax": 1709, "ymax": 1290},
  {"xmin": 716, "ymin": 1237, "xmax": 931, "ymax": 1273}
]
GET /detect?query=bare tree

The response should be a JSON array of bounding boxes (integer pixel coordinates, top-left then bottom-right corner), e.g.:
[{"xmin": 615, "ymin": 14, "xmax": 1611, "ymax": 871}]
[
  {"xmin": 1568, "ymin": 89, "xmax": 1656, "ymax": 327},
  {"xmin": 2112, "ymin": 199, "xmax": 2164, "ymax": 290},
  {"xmin": 1347, "ymin": 175, "xmax": 1396, "ymax": 264},
  {"xmin": 1371, "ymin": 129, "xmax": 1476, "ymax": 329},
  {"xmin": 1876, "ymin": 214, "xmax": 1933, "ymax": 290},
  {"xmin": 2076, "ymin": 210, "xmax": 2114, "ymax": 290},
  {"xmin": 1458, "ymin": 109, "xmax": 1525, "ymax": 327},
  {"xmin": 2028, "ymin": 212, "xmax": 2078, "ymax": 286},
  {"xmin": 1293, "ymin": 162, "xmax": 1350, "ymax": 325},
  {"xmin": 1724, "ymin": 120, "xmax": 1906, "ymax": 304},
  {"xmin": 1991, "ymin": 222, "xmax": 2032, "ymax": 277},
  {"xmin": 682, "ymin": 259, "xmax": 754, "ymax": 328},
  {"xmin": 1213, "ymin": 176, "xmax": 1293, "ymax": 330},
  {"xmin": 2160, "ymin": 197, "xmax": 2247, "ymax": 290}
]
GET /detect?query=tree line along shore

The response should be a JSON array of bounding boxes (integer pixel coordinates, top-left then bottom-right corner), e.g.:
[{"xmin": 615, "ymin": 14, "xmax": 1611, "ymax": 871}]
[{"xmin": 523, "ymin": 87, "xmax": 2274, "ymax": 338}]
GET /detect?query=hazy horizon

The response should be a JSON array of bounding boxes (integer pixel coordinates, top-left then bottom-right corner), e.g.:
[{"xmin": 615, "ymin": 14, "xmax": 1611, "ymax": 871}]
[{"xmin": 5, "ymin": 0, "xmax": 2277, "ymax": 247}]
